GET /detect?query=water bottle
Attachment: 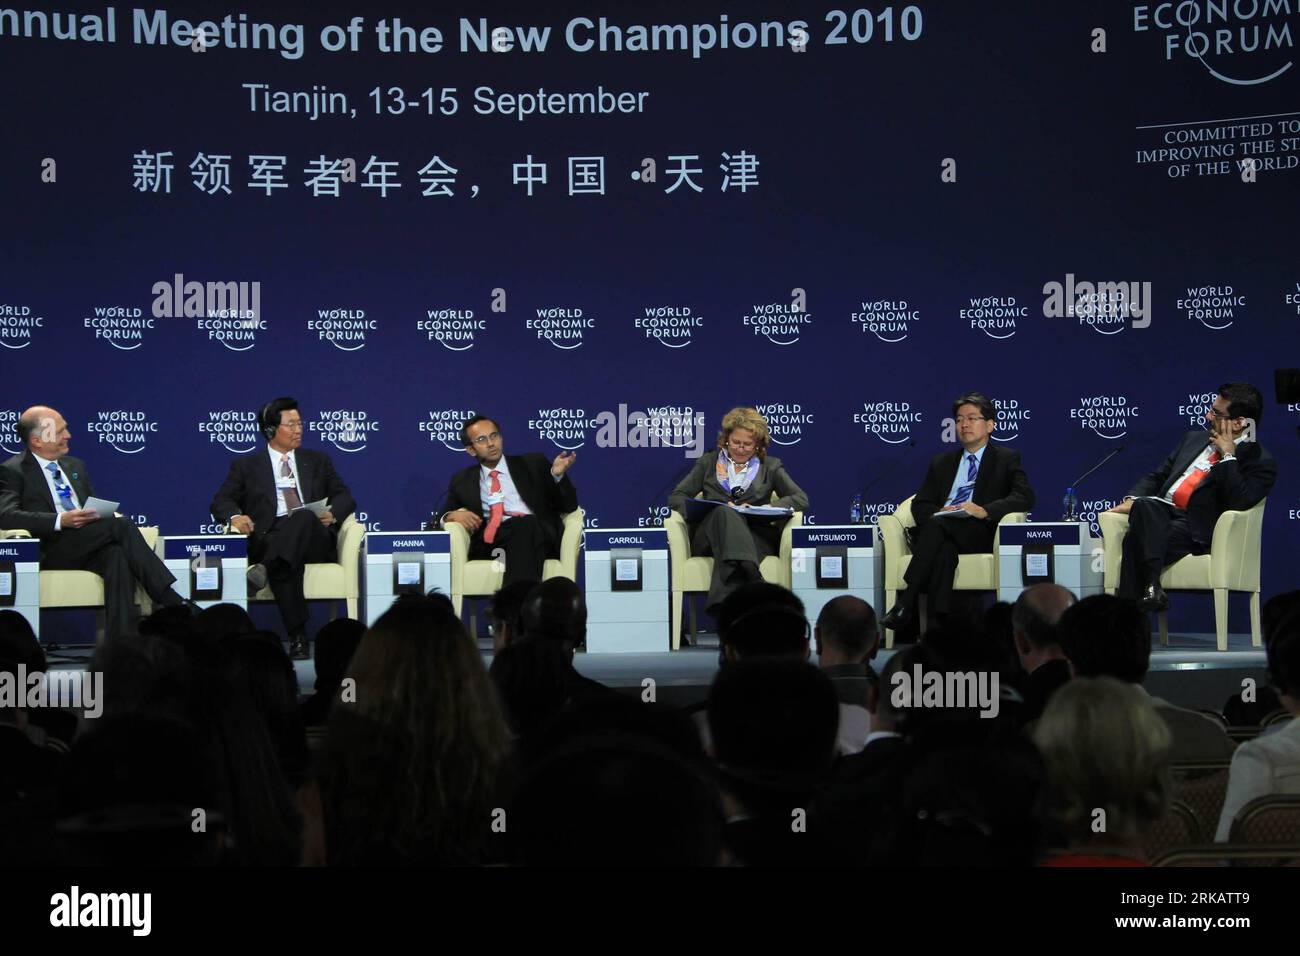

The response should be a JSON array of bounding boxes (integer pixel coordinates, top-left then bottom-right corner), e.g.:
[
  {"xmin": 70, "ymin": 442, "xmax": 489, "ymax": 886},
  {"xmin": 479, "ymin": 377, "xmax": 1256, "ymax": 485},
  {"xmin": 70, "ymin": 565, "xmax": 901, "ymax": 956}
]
[
  {"xmin": 1062, "ymin": 486, "xmax": 1079, "ymax": 522},
  {"xmin": 850, "ymin": 494, "xmax": 863, "ymax": 525}
]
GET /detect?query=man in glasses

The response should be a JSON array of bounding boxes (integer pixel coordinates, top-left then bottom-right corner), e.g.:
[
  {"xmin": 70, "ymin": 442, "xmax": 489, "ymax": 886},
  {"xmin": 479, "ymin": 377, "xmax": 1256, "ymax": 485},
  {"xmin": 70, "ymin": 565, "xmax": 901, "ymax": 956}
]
[
  {"xmin": 0, "ymin": 405, "xmax": 191, "ymax": 642},
  {"xmin": 436, "ymin": 415, "xmax": 579, "ymax": 586},
  {"xmin": 210, "ymin": 397, "xmax": 356, "ymax": 658},
  {"xmin": 881, "ymin": 392, "xmax": 1035, "ymax": 634},
  {"xmin": 1106, "ymin": 382, "xmax": 1275, "ymax": 612}
]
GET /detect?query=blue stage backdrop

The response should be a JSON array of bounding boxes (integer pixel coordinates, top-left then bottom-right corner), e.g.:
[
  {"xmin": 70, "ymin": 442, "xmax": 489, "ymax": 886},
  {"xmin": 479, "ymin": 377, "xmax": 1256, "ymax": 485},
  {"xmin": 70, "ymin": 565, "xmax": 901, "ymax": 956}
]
[{"xmin": 2, "ymin": 1, "xmax": 1297, "ymax": 631}]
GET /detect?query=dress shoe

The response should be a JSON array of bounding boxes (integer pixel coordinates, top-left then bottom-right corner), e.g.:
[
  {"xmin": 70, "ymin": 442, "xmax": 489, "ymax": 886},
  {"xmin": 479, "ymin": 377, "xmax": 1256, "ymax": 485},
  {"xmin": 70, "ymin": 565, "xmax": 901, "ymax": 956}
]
[
  {"xmin": 246, "ymin": 563, "xmax": 269, "ymax": 591},
  {"xmin": 288, "ymin": 637, "xmax": 310, "ymax": 660},
  {"xmin": 1139, "ymin": 584, "xmax": 1170, "ymax": 613},
  {"xmin": 881, "ymin": 603, "xmax": 913, "ymax": 631}
]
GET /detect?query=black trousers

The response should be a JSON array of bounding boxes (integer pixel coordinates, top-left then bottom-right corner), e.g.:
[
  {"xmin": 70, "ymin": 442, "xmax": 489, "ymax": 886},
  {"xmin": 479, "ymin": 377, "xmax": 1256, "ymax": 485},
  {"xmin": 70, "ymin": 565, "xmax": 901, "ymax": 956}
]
[
  {"xmin": 250, "ymin": 510, "xmax": 337, "ymax": 637},
  {"xmin": 689, "ymin": 507, "xmax": 781, "ymax": 608},
  {"xmin": 899, "ymin": 516, "xmax": 995, "ymax": 616},
  {"xmin": 41, "ymin": 516, "xmax": 179, "ymax": 642},
  {"xmin": 1117, "ymin": 497, "xmax": 1206, "ymax": 600},
  {"xmin": 468, "ymin": 515, "xmax": 556, "ymax": 588}
]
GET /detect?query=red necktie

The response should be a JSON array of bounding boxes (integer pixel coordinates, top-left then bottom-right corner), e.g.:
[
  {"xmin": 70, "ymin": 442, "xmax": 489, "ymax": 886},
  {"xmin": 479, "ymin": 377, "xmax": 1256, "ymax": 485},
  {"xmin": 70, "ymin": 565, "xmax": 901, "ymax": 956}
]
[
  {"xmin": 483, "ymin": 469, "xmax": 504, "ymax": 544},
  {"xmin": 1172, "ymin": 450, "xmax": 1220, "ymax": 509}
]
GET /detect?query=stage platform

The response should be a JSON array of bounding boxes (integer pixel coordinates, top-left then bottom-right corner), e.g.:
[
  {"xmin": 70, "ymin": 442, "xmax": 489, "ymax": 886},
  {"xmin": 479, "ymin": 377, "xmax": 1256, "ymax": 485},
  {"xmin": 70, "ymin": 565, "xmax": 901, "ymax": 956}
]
[{"xmin": 39, "ymin": 629, "xmax": 1267, "ymax": 717}]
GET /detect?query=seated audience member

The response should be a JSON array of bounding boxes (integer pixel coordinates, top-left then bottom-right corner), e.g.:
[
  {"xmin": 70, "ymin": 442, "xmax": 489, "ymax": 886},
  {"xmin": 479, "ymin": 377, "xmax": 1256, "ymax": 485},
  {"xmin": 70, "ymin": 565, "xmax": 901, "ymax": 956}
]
[
  {"xmin": 716, "ymin": 581, "xmax": 810, "ymax": 662},
  {"xmin": 489, "ymin": 639, "xmax": 571, "ymax": 739},
  {"xmin": 707, "ymin": 658, "xmax": 840, "ymax": 865},
  {"xmin": 1216, "ymin": 626, "xmax": 1300, "ymax": 840},
  {"xmin": 488, "ymin": 578, "xmax": 538, "ymax": 652},
  {"xmin": 1012, "ymin": 583, "xmax": 1077, "ymax": 724},
  {"xmin": 1058, "ymin": 594, "xmax": 1233, "ymax": 762},
  {"xmin": 507, "ymin": 700, "xmax": 722, "ymax": 866},
  {"xmin": 193, "ymin": 602, "xmax": 256, "ymax": 644},
  {"xmin": 1034, "ymin": 677, "xmax": 1171, "ymax": 865},
  {"xmin": 300, "ymin": 618, "xmax": 365, "ymax": 728},
  {"xmin": 813, "ymin": 595, "xmax": 880, "ymax": 755},
  {"xmin": 517, "ymin": 577, "xmax": 615, "ymax": 704},
  {"xmin": 316, "ymin": 597, "xmax": 511, "ymax": 865},
  {"xmin": 228, "ymin": 631, "xmax": 308, "ymax": 787},
  {"xmin": 0, "ymin": 655, "xmax": 66, "ymax": 803},
  {"xmin": 1222, "ymin": 590, "xmax": 1298, "ymax": 724},
  {"xmin": 0, "ymin": 610, "xmax": 76, "ymax": 748}
]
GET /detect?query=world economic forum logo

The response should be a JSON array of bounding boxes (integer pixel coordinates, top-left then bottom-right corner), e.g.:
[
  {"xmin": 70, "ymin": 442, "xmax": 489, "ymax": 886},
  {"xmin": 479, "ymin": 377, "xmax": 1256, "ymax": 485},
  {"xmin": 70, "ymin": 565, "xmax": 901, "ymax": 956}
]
[
  {"xmin": 419, "ymin": 409, "xmax": 478, "ymax": 451},
  {"xmin": 853, "ymin": 401, "xmax": 921, "ymax": 444},
  {"xmin": 962, "ymin": 294, "xmax": 1027, "ymax": 340},
  {"xmin": 85, "ymin": 306, "xmax": 155, "ymax": 350},
  {"xmin": 990, "ymin": 397, "xmax": 1032, "ymax": 443},
  {"xmin": 309, "ymin": 410, "xmax": 379, "ymax": 453},
  {"xmin": 530, "ymin": 408, "xmax": 598, "ymax": 450},
  {"xmin": 198, "ymin": 410, "xmax": 259, "ymax": 453},
  {"xmin": 742, "ymin": 289, "xmax": 812, "ymax": 346},
  {"xmin": 0, "ymin": 304, "xmax": 43, "ymax": 350},
  {"xmin": 755, "ymin": 403, "xmax": 814, "ymax": 446},
  {"xmin": 1070, "ymin": 395, "xmax": 1140, "ymax": 440},
  {"xmin": 309, "ymin": 309, "xmax": 376, "ymax": 351},
  {"xmin": 1177, "ymin": 285, "xmax": 1245, "ymax": 330},
  {"xmin": 636, "ymin": 305, "xmax": 703, "ymax": 349},
  {"xmin": 851, "ymin": 297, "xmax": 919, "ymax": 343},
  {"xmin": 1132, "ymin": 1, "xmax": 1294, "ymax": 86},
  {"xmin": 419, "ymin": 308, "xmax": 485, "ymax": 351},
  {"xmin": 528, "ymin": 307, "xmax": 594, "ymax": 350},
  {"xmin": 0, "ymin": 410, "xmax": 22, "ymax": 454},
  {"xmin": 87, "ymin": 410, "xmax": 159, "ymax": 454}
]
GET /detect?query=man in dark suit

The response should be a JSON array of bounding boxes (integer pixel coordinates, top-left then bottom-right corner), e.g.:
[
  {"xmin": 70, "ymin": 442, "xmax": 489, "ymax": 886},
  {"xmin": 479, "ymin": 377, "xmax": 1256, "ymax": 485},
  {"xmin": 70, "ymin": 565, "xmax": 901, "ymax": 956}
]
[
  {"xmin": 0, "ymin": 406, "xmax": 187, "ymax": 641},
  {"xmin": 1108, "ymin": 382, "xmax": 1275, "ymax": 612},
  {"xmin": 436, "ymin": 415, "xmax": 578, "ymax": 587},
  {"xmin": 881, "ymin": 392, "xmax": 1036, "ymax": 632},
  {"xmin": 1011, "ymin": 583, "xmax": 1076, "ymax": 724},
  {"xmin": 209, "ymin": 397, "xmax": 356, "ymax": 658}
]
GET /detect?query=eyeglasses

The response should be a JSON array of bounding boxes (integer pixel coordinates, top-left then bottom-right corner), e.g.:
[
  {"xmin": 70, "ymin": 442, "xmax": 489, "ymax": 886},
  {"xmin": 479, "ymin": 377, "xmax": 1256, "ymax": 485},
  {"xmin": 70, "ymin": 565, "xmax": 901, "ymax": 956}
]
[
  {"xmin": 1207, "ymin": 407, "xmax": 1232, "ymax": 420},
  {"xmin": 728, "ymin": 438, "xmax": 756, "ymax": 450},
  {"xmin": 954, "ymin": 415, "xmax": 987, "ymax": 424},
  {"xmin": 470, "ymin": 431, "xmax": 501, "ymax": 446},
  {"xmin": 280, "ymin": 421, "xmax": 304, "ymax": 431}
]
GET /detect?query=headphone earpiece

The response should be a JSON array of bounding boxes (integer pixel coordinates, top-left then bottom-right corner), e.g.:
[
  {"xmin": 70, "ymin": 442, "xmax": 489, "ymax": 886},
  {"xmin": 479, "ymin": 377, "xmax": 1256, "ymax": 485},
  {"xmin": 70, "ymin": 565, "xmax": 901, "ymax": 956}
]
[{"xmin": 259, "ymin": 401, "xmax": 278, "ymax": 441}]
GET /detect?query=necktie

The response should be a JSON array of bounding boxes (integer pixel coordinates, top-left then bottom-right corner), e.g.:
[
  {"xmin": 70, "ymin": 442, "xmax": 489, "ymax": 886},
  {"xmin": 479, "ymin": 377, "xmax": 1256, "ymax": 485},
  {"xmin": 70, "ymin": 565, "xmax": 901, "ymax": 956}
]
[
  {"xmin": 484, "ymin": 470, "xmax": 505, "ymax": 544},
  {"xmin": 281, "ymin": 455, "xmax": 303, "ymax": 511},
  {"xmin": 1172, "ymin": 450, "xmax": 1221, "ymax": 509},
  {"xmin": 47, "ymin": 462, "xmax": 75, "ymax": 512},
  {"xmin": 950, "ymin": 453, "xmax": 979, "ymax": 506}
]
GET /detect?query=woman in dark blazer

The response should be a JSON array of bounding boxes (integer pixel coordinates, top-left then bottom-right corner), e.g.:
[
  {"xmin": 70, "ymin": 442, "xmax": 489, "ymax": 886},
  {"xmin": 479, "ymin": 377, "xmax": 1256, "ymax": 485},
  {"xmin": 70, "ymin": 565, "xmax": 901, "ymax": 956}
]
[{"xmin": 669, "ymin": 407, "xmax": 809, "ymax": 610}]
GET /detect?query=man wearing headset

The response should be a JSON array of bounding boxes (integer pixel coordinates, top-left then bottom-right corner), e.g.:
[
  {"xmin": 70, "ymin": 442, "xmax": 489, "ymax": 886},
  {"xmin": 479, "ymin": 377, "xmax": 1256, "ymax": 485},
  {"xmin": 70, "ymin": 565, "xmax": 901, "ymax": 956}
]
[{"xmin": 210, "ymin": 397, "xmax": 356, "ymax": 658}]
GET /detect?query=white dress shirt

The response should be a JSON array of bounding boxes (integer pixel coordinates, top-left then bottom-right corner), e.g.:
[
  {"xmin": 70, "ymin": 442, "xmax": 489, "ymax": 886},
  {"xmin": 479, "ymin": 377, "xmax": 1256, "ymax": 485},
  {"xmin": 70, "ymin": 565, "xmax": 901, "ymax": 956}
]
[
  {"xmin": 1216, "ymin": 715, "xmax": 1300, "ymax": 840},
  {"xmin": 33, "ymin": 453, "xmax": 80, "ymax": 531},
  {"xmin": 1163, "ymin": 435, "xmax": 1244, "ymax": 506},
  {"xmin": 268, "ymin": 446, "xmax": 303, "ymax": 517},
  {"xmin": 479, "ymin": 457, "xmax": 532, "ymax": 520}
]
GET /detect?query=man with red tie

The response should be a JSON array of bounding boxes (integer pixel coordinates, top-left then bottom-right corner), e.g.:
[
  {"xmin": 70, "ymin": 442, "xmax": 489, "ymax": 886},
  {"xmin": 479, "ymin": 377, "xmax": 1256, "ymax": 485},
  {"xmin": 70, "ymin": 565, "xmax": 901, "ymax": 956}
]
[
  {"xmin": 1108, "ymin": 382, "xmax": 1275, "ymax": 612},
  {"xmin": 437, "ymin": 415, "xmax": 579, "ymax": 587}
]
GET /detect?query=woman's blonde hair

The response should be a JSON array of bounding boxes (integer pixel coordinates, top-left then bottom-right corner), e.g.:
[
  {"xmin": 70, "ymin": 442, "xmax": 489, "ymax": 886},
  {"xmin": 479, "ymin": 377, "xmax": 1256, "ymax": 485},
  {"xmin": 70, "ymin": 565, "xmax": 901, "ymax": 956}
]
[
  {"xmin": 716, "ymin": 407, "xmax": 771, "ymax": 461},
  {"xmin": 1033, "ymin": 676, "xmax": 1171, "ymax": 848}
]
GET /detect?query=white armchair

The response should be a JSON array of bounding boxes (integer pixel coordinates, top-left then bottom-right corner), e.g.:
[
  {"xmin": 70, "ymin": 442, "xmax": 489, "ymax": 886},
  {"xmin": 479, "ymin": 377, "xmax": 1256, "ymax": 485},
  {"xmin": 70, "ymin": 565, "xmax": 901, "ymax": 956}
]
[
  {"xmin": 446, "ymin": 508, "xmax": 584, "ymax": 616},
  {"xmin": 1, "ymin": 521, "xmax": 159, "ymax": 643},
  {"xmin": 877, "ymin": 495, "xmax": 1028, "ymax": 647},
  {"xmin": 664, "ymin": 504, "xmax": 803, "ymax": 650},
  {"xmin": 245, "ymin": 513, "xmax": 365, "ymax": 620},
  {"xmin": 1098, "ymin": 498, "xmax": 1266, "ymax": 650}
]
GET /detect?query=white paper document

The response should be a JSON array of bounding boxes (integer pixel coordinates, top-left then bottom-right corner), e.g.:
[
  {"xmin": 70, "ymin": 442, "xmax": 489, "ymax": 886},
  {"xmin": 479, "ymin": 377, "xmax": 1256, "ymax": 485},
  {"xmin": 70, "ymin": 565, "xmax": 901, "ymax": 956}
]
[
  {"xmin": 1025, "ymin": 553, "xmax": 1050, "ymax": 577},
  {"xmin": 396, "ymin": 561, "xmax": 422, "ymax": 586},
  {"xmin": 83, "ymin": 497, "xmax": 120, "ymax": 518},
  {"xmin": 615, "ymin": 558, "xmax": 640, "ymax": 581},
  {"xmin": 0, "ymin": 572, "xmax": 11, "ymax": 598},
  {"xmin": 295, "ymin": 499, "xmax": 330, "ymax": 517},
  {"xmin": 819, "ymin": 555, "xmax": 844, "ymax": 579},
  {"xmin": 194, "ymin": 566, "xmax": 220, "ymax": 591}
]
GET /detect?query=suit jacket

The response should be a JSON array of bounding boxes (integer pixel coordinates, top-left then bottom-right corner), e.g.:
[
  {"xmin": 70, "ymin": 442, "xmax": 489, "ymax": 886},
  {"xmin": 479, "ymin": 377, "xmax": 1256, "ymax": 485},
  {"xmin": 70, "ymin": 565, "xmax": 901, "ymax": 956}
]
[
  {"xmin": 1126, "ymin": 430, "xmax": 1276, "ymax": 544},
  {"xmin": 438, "ymin": 453, "xmax": 578, "ymax": 549},
  {"xmin": 1145, "ymin": 691, "xmax": 1236, "ymax": 763},
  {"xmin": 1215, "ymin": 715, "xmax": 1300, "ymax": 840},
  {"xmin": 1020, "ymin": 658, "xmax": 1072, "ymax": 725},
  {"xmin": 0, "ymin": 451, "xmax": 96, "ymax": 540},
  {"xmin": 209, "ymin": 448, "xmax": 356, "ymax": 533},
  {"xmin": 910, "ymin": 444, "xmax": 1035, "ymax": 529},
  {"xmin": 668, "ymin": 451, "xmax": 809, "ymax": 526}
]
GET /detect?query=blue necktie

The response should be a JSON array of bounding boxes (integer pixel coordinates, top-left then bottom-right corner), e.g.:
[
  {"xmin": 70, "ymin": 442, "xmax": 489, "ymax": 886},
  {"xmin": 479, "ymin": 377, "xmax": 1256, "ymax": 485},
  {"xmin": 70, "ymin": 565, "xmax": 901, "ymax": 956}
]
[
  {"xmin": 950, "ymin": 453, "xmax": 979, "ymax": 506},
  {"xmin": 47, "ymin": 462, "xmax": 75, "ymax": 512}
]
